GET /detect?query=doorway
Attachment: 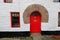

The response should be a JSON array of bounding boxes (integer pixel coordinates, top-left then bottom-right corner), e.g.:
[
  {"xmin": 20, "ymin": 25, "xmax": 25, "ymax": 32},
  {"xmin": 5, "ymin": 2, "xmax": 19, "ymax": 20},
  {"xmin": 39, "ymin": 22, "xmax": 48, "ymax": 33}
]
[{"xmin": 30, "ymin": 11, "xmax": 41, "ymax": 33}]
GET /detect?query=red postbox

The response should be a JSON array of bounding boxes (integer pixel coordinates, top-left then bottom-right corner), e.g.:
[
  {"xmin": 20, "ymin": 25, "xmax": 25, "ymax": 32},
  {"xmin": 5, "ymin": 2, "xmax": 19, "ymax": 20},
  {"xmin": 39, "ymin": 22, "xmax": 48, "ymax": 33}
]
[{"xmin": 30, "ymin": 11, "xmax": 41, "ymax": 33}]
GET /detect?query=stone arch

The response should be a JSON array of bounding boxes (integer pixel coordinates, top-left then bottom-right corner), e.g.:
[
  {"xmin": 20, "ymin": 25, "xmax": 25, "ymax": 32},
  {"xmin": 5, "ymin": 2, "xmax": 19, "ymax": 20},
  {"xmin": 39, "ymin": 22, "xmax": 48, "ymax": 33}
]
[{"xmin": 23, "ymin": 4, "xmax": 49, "ymax": 24}]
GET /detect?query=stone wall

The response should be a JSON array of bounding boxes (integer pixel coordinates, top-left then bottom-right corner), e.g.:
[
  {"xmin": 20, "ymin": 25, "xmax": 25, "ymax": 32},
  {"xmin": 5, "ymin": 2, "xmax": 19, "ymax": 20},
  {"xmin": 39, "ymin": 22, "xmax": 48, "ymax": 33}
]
[{"xmin": 23, "ymin": 4, "xmax": 49, "ymax": 24}]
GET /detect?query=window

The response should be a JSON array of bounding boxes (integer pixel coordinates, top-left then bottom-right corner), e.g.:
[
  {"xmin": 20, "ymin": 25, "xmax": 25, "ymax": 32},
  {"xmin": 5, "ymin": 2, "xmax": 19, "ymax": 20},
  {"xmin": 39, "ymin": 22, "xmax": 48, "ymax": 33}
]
[
  {"xmin": 4, "ymin": 0, "xmax": 12, "ymax": 3},
  {"xmin": 11, "ymin": 12, "xmax": 20, "ymax": 28},
  {"xmin": 58, "ymin": 12, "xmax": 60, "ymax": 27},
  {"xmin": 53, "ymin": 0, "xmax": 60, "ymax": 2}
]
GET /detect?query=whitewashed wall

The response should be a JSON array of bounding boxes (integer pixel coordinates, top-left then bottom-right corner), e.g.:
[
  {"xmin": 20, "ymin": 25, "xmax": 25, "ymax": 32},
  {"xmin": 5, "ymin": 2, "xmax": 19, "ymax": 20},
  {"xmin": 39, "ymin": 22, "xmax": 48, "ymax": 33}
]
[{"xmin": 0, "ymin": 0, "xmax": 59, "ymax": 31}]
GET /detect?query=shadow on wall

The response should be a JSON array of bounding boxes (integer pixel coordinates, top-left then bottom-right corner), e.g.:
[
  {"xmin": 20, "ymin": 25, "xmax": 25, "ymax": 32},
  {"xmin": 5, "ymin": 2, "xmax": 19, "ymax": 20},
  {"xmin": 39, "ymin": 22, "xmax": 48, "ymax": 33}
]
[
  {"xmin": 53, "ymin": 0, "xmax": 60, "ymax": 2},
  {"xmin": 23, "ymin": 4, "xmax": 49, "ymax": 24}
]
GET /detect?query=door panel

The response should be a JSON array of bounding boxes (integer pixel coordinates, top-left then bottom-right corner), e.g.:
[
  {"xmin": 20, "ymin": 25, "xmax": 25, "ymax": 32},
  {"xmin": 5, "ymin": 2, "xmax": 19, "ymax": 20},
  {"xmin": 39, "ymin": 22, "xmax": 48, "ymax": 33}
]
[{"xmin": 30, "ymin": 11, "xmax": 41, "ymax": 33}]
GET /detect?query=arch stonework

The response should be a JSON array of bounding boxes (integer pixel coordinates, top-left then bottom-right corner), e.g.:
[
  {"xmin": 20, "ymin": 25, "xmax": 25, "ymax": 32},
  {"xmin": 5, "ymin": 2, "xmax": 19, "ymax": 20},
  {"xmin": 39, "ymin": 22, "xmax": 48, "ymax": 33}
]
[{"xmin": 23, "ymin": 4, "xmax": 49, "ymax": 24}]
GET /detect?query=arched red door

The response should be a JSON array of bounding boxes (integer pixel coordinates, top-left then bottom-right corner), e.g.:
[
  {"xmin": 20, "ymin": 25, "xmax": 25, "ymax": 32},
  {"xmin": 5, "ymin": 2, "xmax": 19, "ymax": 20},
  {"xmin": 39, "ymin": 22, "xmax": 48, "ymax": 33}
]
[{"xmin": 30, "ymin": 11, "xmax": 41, "ymax": 33}]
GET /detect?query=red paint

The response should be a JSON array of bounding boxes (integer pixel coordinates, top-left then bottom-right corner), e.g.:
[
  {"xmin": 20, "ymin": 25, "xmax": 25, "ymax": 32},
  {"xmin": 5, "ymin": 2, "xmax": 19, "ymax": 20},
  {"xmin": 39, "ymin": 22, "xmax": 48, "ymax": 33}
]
[
  {"xmin": 10, "ymin": 12, "xmax": 20, "ymax": 28},
  {"xmin": 53, "ymin": 36, "xmax": 60, "ymax": 39},
  {"xmin": 4, "ymin": 0, "xmax": 6, "ymax": 3},
  {"xmin": 30, "ymin": 11, "xmax": 41, "ymax": 33}
]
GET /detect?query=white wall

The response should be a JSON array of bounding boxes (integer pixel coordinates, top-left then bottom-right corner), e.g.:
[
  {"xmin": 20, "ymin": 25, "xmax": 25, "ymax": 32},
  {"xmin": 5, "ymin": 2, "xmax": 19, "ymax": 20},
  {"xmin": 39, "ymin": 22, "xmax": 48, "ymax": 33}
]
[{"xmin": 0, "ymin": 0, "xmax": 59, "ymax": 31}]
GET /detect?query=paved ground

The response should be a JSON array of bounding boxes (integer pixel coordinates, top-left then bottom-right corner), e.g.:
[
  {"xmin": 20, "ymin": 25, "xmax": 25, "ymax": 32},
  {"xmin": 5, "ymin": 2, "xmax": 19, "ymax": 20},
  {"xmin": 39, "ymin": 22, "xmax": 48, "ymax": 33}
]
[
  {"xmin": 0, "ymin": 37, "xmax": 60, "ymax": 40},
  {"xmin": 0, "ymin": 36, "xmax": 60, "ymax": 40}
]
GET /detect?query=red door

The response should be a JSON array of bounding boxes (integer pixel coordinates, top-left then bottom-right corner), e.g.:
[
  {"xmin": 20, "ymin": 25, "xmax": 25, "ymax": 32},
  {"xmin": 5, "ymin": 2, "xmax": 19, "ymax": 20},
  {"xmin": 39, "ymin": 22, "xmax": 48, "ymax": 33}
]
[{"xmin": 30, "ymin": 11, "xmax": 41, "ymax": 33}]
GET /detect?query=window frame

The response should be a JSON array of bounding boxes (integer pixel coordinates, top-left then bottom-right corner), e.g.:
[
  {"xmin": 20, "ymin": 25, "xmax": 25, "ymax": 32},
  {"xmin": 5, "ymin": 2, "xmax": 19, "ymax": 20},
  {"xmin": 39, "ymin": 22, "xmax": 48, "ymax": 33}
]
[
  {"xmin": 10, "ymin": 12, "xmax": 20, "ymax": 28},
  {"xmin": 58, "ymin": 12, "xmax": 60, "ymax": 27},
  {"xmin": 4, "ymin": 0, "xmax": 12, "ymax": 3}
]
